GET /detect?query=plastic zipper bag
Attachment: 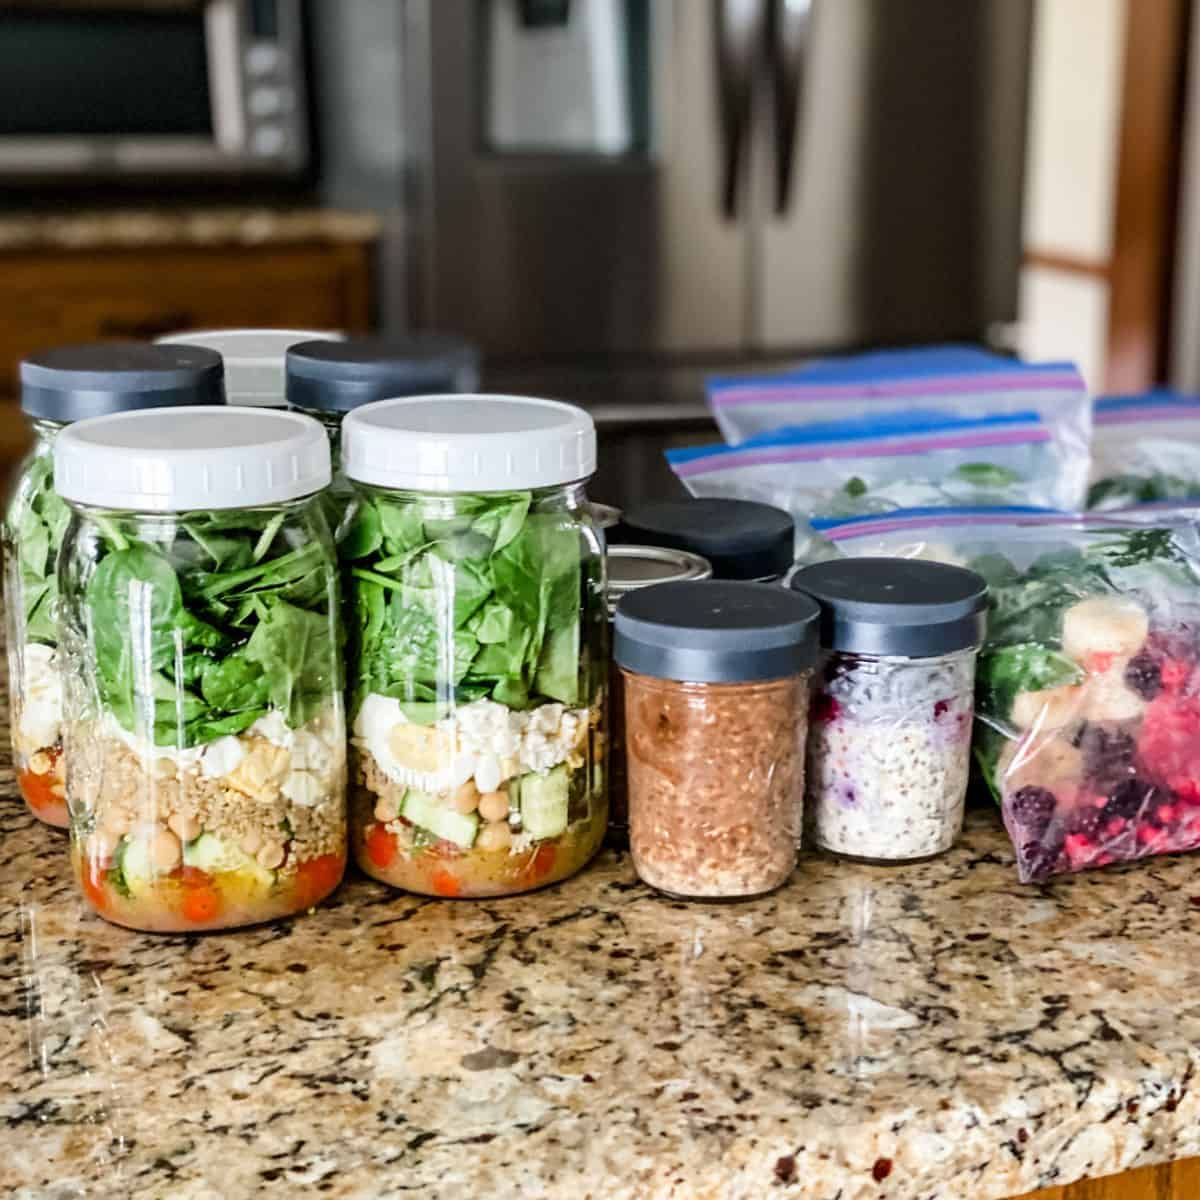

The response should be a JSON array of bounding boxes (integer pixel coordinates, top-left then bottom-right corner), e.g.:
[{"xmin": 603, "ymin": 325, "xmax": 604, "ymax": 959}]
[
  {"xmin": 1089, "ymin": 392, "xmax": 1200, "ymax": 511},
  {"xmin": 814, "ymin": 507, "xmax": 1200, "ymax": 882}
]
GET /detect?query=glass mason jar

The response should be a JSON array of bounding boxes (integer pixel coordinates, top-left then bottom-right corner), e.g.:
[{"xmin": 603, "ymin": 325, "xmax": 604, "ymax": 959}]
[
  {"xmin": 55, "ymin": 407, "xmax": 346, "ymax": 932},
  {"xmin": 616, "ymin": 498, "xmax": 795, "ymax": 582},
  {"xmin": 286, "ymin": 336, "xmax": 480, "ymax": 535},
  {"xmin": 4, "ymin": 343, "xmax": 224, "ymax": 828},
  {"xmin": 340, "ymin": 395, "xmax": 607, "ymax": 898},
  {"xmin": 614, "ymin": 580, "xmax": 819, "ymax": 900},
  {"xmin": 791, "ymin": 557, "xmax": 988, "ymax": 864},
  {"xmin": 605, "ymin": 545, "xmax": 711, "ymax": 841}
]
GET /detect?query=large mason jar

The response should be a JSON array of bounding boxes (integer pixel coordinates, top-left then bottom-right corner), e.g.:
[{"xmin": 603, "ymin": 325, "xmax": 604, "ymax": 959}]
[
  {"xmin": 54, "ymin": 407, "xmax": 347, "ymax": 932},
  {"xmin": 4, "ymin": 343, "xmax": 224, "ymax": 828},
  {"xmin": 340, "ymin": 395, "xmax": 608, "ymax": 898}
]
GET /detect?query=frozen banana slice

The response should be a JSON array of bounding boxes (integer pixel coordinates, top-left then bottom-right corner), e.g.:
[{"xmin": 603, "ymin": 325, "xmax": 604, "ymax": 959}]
[
  {"xmin": 1083, "ymin": 667, "xmax": 1146, "ymax": 722},
  {"xmin": 1011, "ymin": 684, "xmax": 1084, "ymax": 731},
  {"xmin": 1061, "ymin": 596, "xmax": 1149, "ymax": 663},
  {"xmin": 1003, "ymin": 735, "xmax": 1083, "ymax": 793}
]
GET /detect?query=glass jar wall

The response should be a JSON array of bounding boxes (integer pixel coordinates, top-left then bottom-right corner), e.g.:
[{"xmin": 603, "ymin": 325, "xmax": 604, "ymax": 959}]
[
  {"xmin": 55, "ymin": 407, "xmax": 346, "ymax": 931},
  {"xmin": 4, "ymin": 343, "xmax": 224, "ymax": 828},
  {"xmin": 340, "ymin": 395, "xmax": 607, "ymax": 898}
]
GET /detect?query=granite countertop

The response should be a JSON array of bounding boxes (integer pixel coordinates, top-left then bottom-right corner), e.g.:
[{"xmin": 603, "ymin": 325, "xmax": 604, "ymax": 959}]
[
  {"xmin": 5, "ymin": 766, "xmax": 1200, "ymax": 1199},
  {"xmin": 0, "ymin": 208, "xmax": 381, "ymax": 253}
]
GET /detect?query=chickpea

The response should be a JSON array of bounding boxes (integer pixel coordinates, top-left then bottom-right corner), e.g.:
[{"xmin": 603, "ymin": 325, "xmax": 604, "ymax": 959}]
[
  {"xmin": 450, "ymin": 781, "xmax": 479, "ymax": 815},
  {"xmin": 374, "ymin": 797, "xmax": 399, "ymax": 823},
  {"xmin": 257, "ymin": 842, "xmax": 285, "ymax": 870},
  {"xmin": 28, "ymin": 750, "xmax": 51, "ymax": 776},
  {"xmin": 240, "ymin": 828, "xmax": 263, "ymax": 856},
  {"xmin": 167, "ymin": 811, "xmax": 202, "ymax": 843},
  {"xmin": 151, "ymin": 828, "xmax": 182, "ymax": 872},
  {"xmin": 101, "ymin": 807, "xmax": 130, "ymax": 838},
  {"xmin": 477, "ymin": 821, "xmax": 512, "ymax": 853},
  {"xmin": 477, "ymin": 790, "xmax": 511, "ymax": 823}
]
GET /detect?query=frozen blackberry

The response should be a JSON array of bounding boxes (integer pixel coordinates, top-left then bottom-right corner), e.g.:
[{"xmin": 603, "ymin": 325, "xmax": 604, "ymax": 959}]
[
  {"xmin": 1068, "ymin": 806, "xmax": 1103, "ymax": 838},
  {"xmin": 1077, "ymin": 725, "xmax": 1137, "ymax": 789},
  {"xmin": 1011, "ymin": 786, "xmax": 1056, "ymax": 832},
  {"xmin": 1124, "ymin": 652, "xmax": 1163, "ymax": 701},
  {"xmin": 1020, "ymin": 839, "xmax": 1063, "ymax": 881},
  {"xmin": 1104, "ymin": 778, "xmax": 1155, "ymax": 821}
]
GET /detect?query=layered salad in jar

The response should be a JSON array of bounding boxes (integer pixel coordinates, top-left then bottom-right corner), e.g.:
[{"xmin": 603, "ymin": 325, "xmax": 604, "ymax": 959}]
[
  {"xmin": 342, "ymin": 488, "xmax": 606, "ymax": 897},
  {"xmin": 63, "ymin": 509, "xmax": 346, "ymax": 930},
  {"xmin": 807, "ymin": 653, "xmax": 974, "ymax": 861},
  {"xmin": 5, "ymin": 449, "xmax": 71, "ymax": 825}
]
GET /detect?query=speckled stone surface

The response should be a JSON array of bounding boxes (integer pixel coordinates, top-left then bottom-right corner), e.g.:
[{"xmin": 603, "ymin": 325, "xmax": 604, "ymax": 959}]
[
  {"xmin": 0, "ymin": 208, "xmax": 380, "ymax": 252},
  {"xmin": 5, "ymin": 753, "xmax": 1200, "ymax": 1198}
]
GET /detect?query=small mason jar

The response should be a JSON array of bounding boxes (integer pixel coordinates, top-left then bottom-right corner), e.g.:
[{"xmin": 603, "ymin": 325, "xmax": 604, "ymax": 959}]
[
  {"xmin": 791, "ymin": 557, "xmax": 988, "ymax": 864},
  {"xmin": 340, "ymin": 394, "xmax": 607, "ymax": 898},
  {"xmin": 286, "ymin": 335, "xmax": 479, "ymax": 531},
  {"xmin": 4, "ymin": 343, "xmax": 224, "ymax": 828},
  {"xmin": 55, "ymin": 407, "xmax": 347, "ymax": 931},
  {"xmin": 615, "ymin": 580, "xmax": 819, "ymax": 900},
  {"xmin": 616, "ymin": 498, "xmax": 794, "ymax": 582},
  {"xmin": 605, "ymin": 545, "xmax": 711, "ymax": 841}
]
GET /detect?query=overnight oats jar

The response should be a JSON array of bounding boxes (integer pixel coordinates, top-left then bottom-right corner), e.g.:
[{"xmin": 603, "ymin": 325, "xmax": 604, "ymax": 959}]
[
  {"xmin": 605, "ymin": 546, "xmax": 711, "ymax": 841},
  {"xmin": 4, "ymin": 343, "xmax": 224, "ymax": 828},
  {"xmin": 791, "ymin": 557, "xmax": 988, "ymax": 864},
  {"xmin": 55, "ymin": 408, "xmax": 346, "ymax": 931},
  {"xmin": 615, "ymin": 580, "xmax": 818, "ymax": 900},
  {"xmin": 340, "ymin": 395, "xmax": 608, "ymax": 898}
]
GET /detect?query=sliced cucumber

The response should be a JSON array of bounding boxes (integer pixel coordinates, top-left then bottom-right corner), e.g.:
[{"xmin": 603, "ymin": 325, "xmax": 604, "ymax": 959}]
[
  {"xmin": 183, "ymin": 832, "xmax": 228, "ymax": 873},
  {"xmin": 519, "ymin": 765, "xmax": 570, "ymax": 840},
  {"xmin": 119, "ymin": 835, "xmax": 156, "ymax": 885},
  {"xmin": 402, "ymin": 788, "xmax": 479, "ymax": 849}
]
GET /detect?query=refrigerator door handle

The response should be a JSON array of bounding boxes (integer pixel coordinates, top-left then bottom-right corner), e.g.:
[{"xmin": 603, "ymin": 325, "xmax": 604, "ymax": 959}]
[
  {"xmin": 770, "ymin": 0, "xmax": 814, "ymax": 215},
  {"xmin": 715, "ymin": 0, "xmax": 768, "ymax": 220}
]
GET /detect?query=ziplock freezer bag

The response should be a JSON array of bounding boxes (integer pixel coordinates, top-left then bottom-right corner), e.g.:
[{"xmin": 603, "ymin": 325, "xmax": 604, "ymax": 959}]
[
  {"xmin": 1089, "ymin": 392, "xmax": 1200, "ymax": 510},
  {"xmin": 667, "ymin": 409, "xmax": 1086, "ymax": 531},
  {"xmin": 814, "ymin": 507, "xmax": 1200, "ymax": 882},
  {"xmin": 707, "ymin": 349, "xmax": 1089, "ymax": 452}
]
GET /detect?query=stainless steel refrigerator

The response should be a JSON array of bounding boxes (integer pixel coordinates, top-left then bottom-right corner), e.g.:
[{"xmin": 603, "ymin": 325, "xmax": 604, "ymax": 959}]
[{"xmin": 398, "ymin": 0, "xmax": 1033, "ymax": 363}]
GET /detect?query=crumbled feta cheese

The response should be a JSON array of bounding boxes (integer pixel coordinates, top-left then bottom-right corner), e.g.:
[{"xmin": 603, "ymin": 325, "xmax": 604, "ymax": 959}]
[
  {"xmin": 17, "ymin": 643, "xmax": 63, "ymax": 751},
  {"xmin": 250, "ymin": 709, "xmax": 292, "ymax": 747},
  {"xmin": 281, "ymin": 769, "xmax": 325, "ymax": 807},
  {"xmin": 200, "ymin": 735, "xmax": 246, "ymax": 779}
]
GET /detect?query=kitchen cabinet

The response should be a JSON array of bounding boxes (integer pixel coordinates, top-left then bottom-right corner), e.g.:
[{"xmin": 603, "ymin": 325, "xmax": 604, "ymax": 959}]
[{"xmin": 1021, "ymin": 1158, "xmax": 1200, "ymax": 1197}]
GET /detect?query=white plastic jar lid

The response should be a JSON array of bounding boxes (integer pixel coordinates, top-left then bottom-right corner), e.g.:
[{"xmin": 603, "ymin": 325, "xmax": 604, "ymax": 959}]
[
  {"xmin": 158, "ymin": 328, "xmax": 343, "ymax": 408},
  {"xmin": 342, "ymin": 394, "xmax": 597, "ymax": 492},
  {"xmin": 54, "ymin": 406, "xmax": 331, "ymax": 511}
]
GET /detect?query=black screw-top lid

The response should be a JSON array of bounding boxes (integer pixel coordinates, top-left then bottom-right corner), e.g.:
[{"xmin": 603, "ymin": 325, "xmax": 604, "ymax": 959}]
[
  {"xmin": 20, "ymin": 343, "xmax": 225, "ymax": 421},
  {"xmin": 614, "ymin": 580, "xmax": 819, "ymax": 683},
  {"xmin": 616, "ymin": 498, "xmax": 794, "ymax": 580},
  {"xmin": 286, "ymin": 335, "xmax": 479, "ymax": 413},
  {"xmin": 790, "ymin": 557, "xmax": 988, "ymax": 658}
]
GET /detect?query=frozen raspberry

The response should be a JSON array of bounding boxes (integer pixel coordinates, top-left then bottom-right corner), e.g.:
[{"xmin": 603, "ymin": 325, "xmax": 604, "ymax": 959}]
[
  {"xmin": 1011, "ymin": 786, "xmax": 1056, "ymax": 832},
  {"xmin": 1124, "ymin": 652, "xmax": 1163, "ymax": 701}
]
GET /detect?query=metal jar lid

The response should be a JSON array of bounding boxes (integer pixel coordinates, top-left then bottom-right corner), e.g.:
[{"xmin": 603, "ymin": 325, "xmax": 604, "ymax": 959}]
[
  {"xmin": 616, "ymin": 498, "xmax": 794, "ymax": 581},
  {"xmin": 21, "ymin": 343, "xmax": 225, "ymax": 422},
  {"xmin": 606, "ymin": 544, "xmax": 712, "ymax": 618},
  {"xmin": 614, "ymin": 580, "xmax": 819, "ymax": 684},
  {"xmin": 789, "ymin": 557, "xmax": 988, "ymax": 658}
]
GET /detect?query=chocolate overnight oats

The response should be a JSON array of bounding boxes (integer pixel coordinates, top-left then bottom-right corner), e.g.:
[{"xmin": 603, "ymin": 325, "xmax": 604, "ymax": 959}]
[{"xmin": 614, "ymin": 580, "xmax": 819, "ymax": 900}]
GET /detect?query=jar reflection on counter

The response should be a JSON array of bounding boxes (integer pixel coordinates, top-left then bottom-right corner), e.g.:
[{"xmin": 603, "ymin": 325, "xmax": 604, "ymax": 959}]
[
  {"xmin": 605, "ymin": 546, "xmax": 711, "ymax": 840},
  {"xmin": 614, "ymin": 581, "xmax": 819, "ymax": 899},
  {"xmin": 792, "ymin": 557, "xmax": 988, "ymax": 864}
]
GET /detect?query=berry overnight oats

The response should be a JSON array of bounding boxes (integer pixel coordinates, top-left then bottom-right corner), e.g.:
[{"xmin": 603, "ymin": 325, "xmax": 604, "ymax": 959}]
[
  {"xmin": 806, "ymin": 653, "xmax": 974, "ymax": 861},
  {"xmin": 792, "ymin": 557, "xmax": 987, "ymax": 864}
]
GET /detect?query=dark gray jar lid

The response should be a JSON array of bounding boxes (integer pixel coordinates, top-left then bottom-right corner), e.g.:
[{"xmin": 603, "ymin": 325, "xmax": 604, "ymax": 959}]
[
  {"xmin": 20, "ymin": 343, "xmax": 225, "ymax": 421},
  {"xmin": 614, "ymin": 580, "xmax": 819, "ymax": 683},
  {"xmin": 286, "ymin": 335, "xmax": 479, "ymax": 413},
  {"xmin": 616, "ymin": 498, "xmax": 794, "ymax": 580},
  {"xmin": 790, "ymin": 557, "xmax": 988, "ymax": 658}
]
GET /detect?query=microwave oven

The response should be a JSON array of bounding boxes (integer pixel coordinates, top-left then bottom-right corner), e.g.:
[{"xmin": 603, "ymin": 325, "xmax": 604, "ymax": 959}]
[{"xmin": 0, "ymin": 1, "xmax": 308, "ymax": 178}]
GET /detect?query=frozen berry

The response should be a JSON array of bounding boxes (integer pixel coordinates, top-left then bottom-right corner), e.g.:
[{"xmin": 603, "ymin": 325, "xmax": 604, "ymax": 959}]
[
  {"xmin": 1011, "ymin": 786, "xmax": 1056, "ymax": 832},
  {"xmin": 1078, "ymin": 725, "xmax": 1137, "ymax": 790},
  {"xmin": 1124, "ymin": 652, "xmax": 1163, "ymax": 701},
  {"xmin": 1105, "ymin": 778, "xmax": 1156, "ymax": 821},
  {"xmin": 1068, "ymin": 807, "xmax": 1103, "ymax": 838},
  {"xmin": 1021, "ymin": 840, "xmax": 1062, "ymax": 881}
]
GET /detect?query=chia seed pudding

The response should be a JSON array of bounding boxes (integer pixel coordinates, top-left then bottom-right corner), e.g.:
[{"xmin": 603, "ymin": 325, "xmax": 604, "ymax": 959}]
[{"xmin": 791, "ymin": 557, "xmax": 988, "ymax": 864}]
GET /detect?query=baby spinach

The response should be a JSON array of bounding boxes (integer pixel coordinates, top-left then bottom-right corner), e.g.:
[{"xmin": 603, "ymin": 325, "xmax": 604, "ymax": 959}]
[
  {"xmin": 342, "ymin": 489, "xmax": 585, "ymax": 716},
  {"xmin": 83, "ymin": 507, "xmax": 339, "ymax": 747},
  {"xmin": 6, "ymin": 452, "xmax": 72, "ymax": 647}
]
